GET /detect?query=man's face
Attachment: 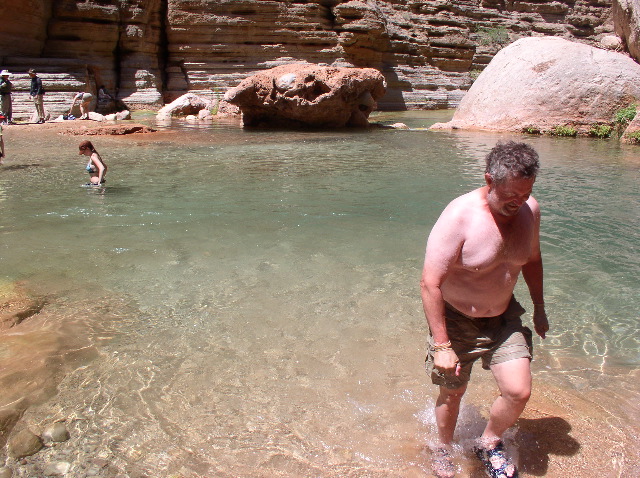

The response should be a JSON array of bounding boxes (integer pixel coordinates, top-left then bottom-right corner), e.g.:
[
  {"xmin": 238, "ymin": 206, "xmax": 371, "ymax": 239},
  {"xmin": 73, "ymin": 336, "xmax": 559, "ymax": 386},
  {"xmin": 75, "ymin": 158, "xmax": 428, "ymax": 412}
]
[{"xmin": 485, "ymin": 173, "xmax": 535, "ymax": 217}]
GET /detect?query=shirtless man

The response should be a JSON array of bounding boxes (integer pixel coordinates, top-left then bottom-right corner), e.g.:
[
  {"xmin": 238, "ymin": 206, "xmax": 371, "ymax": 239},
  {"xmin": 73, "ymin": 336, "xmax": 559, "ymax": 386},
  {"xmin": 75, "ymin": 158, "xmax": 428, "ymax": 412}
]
[{"xmin": 421, "ymin": 141, "xmax": 549, "ymax": 478}]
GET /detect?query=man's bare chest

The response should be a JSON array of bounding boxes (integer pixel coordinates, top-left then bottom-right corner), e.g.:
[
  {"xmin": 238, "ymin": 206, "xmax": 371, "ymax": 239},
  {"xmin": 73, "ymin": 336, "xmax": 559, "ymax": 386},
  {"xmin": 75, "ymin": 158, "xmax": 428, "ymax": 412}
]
[{"xmin": 458, "ymin": 220, "xmax": 534, "ymax": 271}]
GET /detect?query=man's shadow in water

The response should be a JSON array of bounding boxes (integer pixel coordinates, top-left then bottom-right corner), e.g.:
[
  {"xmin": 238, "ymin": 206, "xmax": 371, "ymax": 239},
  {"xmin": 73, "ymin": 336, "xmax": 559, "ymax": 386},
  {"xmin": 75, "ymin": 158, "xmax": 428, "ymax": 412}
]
[{"xmin": 468, "ymin": 417, "xmax": 580, "ymax": 477}]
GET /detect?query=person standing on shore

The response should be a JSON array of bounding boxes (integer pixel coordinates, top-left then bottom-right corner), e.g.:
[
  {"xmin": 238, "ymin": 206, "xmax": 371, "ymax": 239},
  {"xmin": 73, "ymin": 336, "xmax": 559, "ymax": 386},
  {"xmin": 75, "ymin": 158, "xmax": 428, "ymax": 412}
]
[
  {"xmin": 0, "ymin": 70, "xmax": 13, "ymax": 124},
  {"xmin": 78, "ymin": 140, "xmax": 107, "ymax": 185},
  {"xmin": 421, "ymin": 141, "xmax": 549, "ymax": 478},
  {"xmin": 28, "ymin": 69, "xmax": 46, "ymax": 124},
  {"xmin": 0, "ymin": 124, "xmax": 5, "ymax": 165}
]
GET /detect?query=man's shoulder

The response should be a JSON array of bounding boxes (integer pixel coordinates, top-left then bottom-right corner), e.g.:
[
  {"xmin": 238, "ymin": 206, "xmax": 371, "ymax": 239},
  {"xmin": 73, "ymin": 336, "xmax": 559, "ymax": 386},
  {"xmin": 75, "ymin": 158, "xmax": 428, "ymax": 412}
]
[
  {"xmin": 433, "ymin": 188, "xmax": 486, "ymax": 234},
  {"xmin": 444, "ymin": 188, "xmax": 485, "ymax": 215}
]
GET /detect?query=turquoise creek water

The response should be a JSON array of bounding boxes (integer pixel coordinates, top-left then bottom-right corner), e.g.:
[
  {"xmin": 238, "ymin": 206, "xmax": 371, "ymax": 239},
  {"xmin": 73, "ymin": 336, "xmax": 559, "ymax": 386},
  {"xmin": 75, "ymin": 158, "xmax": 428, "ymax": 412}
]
[{"xmin": 0, "ymin": 111, "xmax": 638, "ymax": 477}]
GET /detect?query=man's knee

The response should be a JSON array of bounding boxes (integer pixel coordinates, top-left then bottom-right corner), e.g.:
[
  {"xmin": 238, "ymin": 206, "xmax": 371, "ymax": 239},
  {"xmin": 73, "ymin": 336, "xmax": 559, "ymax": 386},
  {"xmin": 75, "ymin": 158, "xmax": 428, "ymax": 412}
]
[
  {"xmin": 502, "ymin": 382, "xmax": 531, "ymax": 404},
  {"xmin": 438, "ymin": 385, "xmax": 467, "ymax": 404}
]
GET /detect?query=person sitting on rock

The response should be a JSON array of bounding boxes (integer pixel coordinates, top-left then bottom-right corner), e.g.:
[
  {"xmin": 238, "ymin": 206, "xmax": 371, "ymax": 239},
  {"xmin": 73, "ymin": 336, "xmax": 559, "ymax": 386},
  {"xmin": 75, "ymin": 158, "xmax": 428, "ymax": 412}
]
[{"xmin": 97, "ymin": 85, "xmax": 115, "ymax": 114}]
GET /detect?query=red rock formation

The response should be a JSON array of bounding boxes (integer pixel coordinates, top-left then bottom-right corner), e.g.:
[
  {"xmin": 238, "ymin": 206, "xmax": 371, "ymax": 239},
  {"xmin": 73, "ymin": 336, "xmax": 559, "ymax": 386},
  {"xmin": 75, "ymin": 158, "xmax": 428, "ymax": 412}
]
[
  {"xmin": 0, "ymin": 0, "xmax": 621, "ymax": 120},
  {"xmin": 224, "ymin": 63, "xmax": 386, "ymax": 127}
]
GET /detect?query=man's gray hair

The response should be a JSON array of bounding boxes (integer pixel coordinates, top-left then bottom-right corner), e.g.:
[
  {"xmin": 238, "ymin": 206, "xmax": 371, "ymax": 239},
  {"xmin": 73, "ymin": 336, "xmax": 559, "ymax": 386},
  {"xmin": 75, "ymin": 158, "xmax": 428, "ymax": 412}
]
[{"xmin": 485, "ymin": 141, "xmax": 539, "ymax": 183}]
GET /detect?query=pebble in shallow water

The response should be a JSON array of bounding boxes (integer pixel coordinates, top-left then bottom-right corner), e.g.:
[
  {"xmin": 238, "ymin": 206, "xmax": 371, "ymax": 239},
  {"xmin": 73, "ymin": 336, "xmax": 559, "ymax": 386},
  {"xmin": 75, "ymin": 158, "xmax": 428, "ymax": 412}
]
[
  {"xmin": 42, "ymin": 422, "xmax": 71, "ymax": 443},
  {"xmin": 43, "ymin": 461, "xmax": 71, "ymax": 476}
]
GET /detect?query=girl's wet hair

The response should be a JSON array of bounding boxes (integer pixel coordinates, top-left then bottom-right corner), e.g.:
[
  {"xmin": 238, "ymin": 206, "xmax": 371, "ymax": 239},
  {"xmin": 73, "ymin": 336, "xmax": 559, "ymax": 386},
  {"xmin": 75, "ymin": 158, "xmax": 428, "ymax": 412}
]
[{"xmin": 79, "ymin": 140, "xmax": 96, "ymax": 152}]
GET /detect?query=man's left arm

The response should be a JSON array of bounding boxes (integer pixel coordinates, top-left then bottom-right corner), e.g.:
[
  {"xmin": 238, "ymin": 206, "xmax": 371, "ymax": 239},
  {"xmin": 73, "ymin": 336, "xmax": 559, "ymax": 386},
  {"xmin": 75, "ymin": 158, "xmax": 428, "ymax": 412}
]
[{"xmin": 522, "ymin": 197, "xmax": 549, "ymax": 339}]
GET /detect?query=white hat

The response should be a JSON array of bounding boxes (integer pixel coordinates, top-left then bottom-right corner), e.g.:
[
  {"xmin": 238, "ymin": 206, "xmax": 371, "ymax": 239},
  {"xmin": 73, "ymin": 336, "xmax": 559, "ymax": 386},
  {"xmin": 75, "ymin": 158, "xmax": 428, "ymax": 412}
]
[{"xmin": 0, "ymin": 70, "xmax": 10, "ymax": 76}]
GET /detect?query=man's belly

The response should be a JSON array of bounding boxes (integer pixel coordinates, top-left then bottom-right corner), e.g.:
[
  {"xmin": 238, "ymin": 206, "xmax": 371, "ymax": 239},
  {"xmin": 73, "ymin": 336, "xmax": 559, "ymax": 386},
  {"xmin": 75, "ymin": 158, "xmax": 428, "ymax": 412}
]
[{"xmin": 441, "ymin": 276, "xmax": 518, "ymax": 318}]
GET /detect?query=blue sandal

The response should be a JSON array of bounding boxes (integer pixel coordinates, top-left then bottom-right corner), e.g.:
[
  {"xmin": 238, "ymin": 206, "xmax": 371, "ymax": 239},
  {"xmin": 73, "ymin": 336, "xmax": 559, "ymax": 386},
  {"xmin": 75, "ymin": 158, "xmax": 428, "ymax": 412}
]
[{"xmin": 474, "ymin": 441, "xmax": 519, "ymax": 478}]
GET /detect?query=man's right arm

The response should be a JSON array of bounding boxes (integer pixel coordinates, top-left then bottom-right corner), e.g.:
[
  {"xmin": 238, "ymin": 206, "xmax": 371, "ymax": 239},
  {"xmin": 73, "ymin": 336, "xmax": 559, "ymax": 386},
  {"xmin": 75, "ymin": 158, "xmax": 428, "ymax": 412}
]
[{"xmin": 420, "ymin": 205, "xmax": 465, "ymax": 374}]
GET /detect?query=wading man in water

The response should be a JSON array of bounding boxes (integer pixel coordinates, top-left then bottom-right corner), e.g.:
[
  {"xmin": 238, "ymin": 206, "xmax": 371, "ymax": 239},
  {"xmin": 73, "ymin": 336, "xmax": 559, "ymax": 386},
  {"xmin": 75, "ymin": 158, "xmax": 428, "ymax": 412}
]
[{"xmin": 421, "ymin": 141, "xmax": 549, "ymax": 478}]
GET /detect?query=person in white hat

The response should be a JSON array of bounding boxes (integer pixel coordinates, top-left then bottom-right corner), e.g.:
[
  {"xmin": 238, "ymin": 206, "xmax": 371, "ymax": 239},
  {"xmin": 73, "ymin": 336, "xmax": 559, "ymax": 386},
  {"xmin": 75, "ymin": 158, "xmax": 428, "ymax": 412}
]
[{"xmin": 0, "ymin": 70, "xmax": 13, "ymax": 124}]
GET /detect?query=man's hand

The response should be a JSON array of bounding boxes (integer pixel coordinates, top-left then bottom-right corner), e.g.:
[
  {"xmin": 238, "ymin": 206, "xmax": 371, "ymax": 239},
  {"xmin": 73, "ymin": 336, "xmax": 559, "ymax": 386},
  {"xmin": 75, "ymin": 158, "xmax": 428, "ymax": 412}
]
[
  {"xmin": 434, "ymin": 349, "xmax": 461, "ymax": 376},
  {"xmin": 533, "ymin": 304, "xmax": 549, "ymax": 339}
]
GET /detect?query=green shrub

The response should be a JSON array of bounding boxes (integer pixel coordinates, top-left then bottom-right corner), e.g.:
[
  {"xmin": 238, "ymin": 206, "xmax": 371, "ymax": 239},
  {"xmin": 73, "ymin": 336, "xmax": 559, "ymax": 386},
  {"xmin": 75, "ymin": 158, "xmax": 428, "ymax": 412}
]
[
  {"xmin": 552, "ymin": 125, "xmax": 577, "ymax": 137},
  {"xmin": 210, "ymin": 87, "xmax": 221, "ymax": 115},
  {"xmin": 614, "ymin": 104, "xmax": 637, "ymax": 126},
  {"xmin": 588, "ymin": 124, "xmax": 612, "ymax": 138},
  {"xmin": 523, "ymin": 127, "xmax": 541, "ymax": 135},
  {"xmin": 626, "ymin": 131, "xmax": 640, "ymax": 144},
  {"xmin": 477, "ymin": 26, "xmax": 510, "ymax": 46}
]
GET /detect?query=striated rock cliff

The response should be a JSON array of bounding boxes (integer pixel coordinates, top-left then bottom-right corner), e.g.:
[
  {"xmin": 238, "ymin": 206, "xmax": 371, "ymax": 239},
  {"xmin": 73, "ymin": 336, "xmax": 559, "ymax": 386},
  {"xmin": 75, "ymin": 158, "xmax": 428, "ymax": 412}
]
[{"xmin": 0, "ymin": 0, "xmax": 625, "ymax": 120}]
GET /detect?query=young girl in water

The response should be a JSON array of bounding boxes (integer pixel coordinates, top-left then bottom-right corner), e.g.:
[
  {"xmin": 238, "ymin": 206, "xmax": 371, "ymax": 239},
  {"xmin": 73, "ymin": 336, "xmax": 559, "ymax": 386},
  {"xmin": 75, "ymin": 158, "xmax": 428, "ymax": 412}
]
[{"xmin": 78, "ymin": 140, "xmax": 107, "ymax": 185}]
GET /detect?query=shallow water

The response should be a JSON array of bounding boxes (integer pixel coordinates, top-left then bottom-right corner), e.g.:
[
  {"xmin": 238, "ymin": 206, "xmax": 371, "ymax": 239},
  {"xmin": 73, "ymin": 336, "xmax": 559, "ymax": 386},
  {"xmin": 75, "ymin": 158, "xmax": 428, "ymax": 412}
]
[{"xmin": 0, "ymin": 112, "xmax": 638, "ymax": 477}]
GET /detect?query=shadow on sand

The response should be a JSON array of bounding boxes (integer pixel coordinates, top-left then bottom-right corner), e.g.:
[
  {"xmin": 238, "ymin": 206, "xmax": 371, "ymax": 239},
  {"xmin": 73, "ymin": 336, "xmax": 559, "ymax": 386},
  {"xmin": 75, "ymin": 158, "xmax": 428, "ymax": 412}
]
[{"xmin": 514, "ymin": 416, "xmax": 581, "ymax": 476}]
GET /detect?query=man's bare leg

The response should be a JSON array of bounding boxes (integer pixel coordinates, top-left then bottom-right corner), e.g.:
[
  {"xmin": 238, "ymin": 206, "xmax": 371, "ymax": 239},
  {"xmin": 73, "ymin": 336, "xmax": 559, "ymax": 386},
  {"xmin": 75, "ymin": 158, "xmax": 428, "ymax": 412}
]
[
  {"xmin": 474, "ymin": 358, "xmax": 531, "ymax": 478},
  {"xmin": 481, "ymin": 357, "xmax": 531, "ymax": 447},
  {"xmin": 431, "ymin": 384, "xmax": 466, "ymax": 478},
  {"xmin": 435, "ymin": 384, "xmax": 467, "ymax": 444}
]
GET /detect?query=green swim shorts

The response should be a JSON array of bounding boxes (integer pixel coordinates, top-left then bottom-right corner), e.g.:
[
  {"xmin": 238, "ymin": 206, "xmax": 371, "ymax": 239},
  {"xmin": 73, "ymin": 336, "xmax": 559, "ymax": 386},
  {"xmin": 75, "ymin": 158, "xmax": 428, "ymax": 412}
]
[{"xmin": 425, "ymin": 296, "xmax": 533, "ymax": 389}]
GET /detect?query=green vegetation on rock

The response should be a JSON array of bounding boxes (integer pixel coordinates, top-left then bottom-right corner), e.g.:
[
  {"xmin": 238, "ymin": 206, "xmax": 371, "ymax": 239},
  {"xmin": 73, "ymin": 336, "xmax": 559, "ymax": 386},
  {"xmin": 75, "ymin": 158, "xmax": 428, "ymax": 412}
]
[
  {"xmin": 552, "ymin": 125, "xmax": 577, "ymax": 137},
  {"xmin": 614, "ymin": 103, "xmax": 637, "ymax": 126},
  {"xmin": 588, "ymin": 124, "xmax": 612, "ymax": 138},
  {"xmin": 477, "ymin": 26, "xmax": 510, "ymax": 47}
]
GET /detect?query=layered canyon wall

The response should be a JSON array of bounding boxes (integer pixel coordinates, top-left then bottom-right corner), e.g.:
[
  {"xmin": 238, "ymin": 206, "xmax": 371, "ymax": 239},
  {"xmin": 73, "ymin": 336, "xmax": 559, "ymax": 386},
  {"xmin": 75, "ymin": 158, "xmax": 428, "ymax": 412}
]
[{"xmin": 0, "ymin": 0, "xmax": 619, "ymax": 115}]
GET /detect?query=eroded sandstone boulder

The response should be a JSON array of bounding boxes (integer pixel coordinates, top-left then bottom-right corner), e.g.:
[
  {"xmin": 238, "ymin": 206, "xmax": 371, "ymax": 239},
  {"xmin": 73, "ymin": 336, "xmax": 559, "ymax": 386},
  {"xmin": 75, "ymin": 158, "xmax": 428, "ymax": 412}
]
[
  {"xmin": 224, "ymin": 63, "xmax": 386, "ymax": 128},
  {"xmin": 431, "ymin": 37, "xmax": 640, "ymax": 134}
]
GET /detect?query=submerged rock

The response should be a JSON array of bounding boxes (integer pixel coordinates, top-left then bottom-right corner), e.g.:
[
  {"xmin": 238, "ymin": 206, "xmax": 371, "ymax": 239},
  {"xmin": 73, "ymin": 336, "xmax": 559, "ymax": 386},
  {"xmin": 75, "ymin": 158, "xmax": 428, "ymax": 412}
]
[
  {"xmin": 7, "ymin": 429, "xmax": 43, "ymax": 459},
  {"xmin": 224, "ymin": 63, "xmax": 386, "ymax": 128},
  {"xmin": 42, "ymin": 422, "xmax": 70, "ymax": 443},
  {"xmin": 0, "ymin": 281, "xmax": 45, "ymax": 332},
  {"xmin": 44, "ymin": 461, "xmax": 71, "ymax": 475},
  {"xmin": 431, "ymin": 36, "xmax": 640, "ymax": 134}
]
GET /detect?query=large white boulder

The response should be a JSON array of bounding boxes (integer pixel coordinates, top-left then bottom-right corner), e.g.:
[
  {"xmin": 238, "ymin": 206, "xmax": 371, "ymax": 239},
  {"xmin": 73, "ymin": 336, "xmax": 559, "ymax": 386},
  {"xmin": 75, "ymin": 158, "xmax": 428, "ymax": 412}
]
[{"xmin": 431, "ymin": 36, "xmax": 640, "ymax": 133}]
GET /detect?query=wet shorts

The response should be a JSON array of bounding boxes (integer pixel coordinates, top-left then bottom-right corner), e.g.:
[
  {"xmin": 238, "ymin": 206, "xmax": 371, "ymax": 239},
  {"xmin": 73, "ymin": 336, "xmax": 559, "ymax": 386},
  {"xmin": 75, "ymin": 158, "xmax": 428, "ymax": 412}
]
[{"xmin": 425, "ymin": 297, "xmax": 533, "ymax": 389}]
